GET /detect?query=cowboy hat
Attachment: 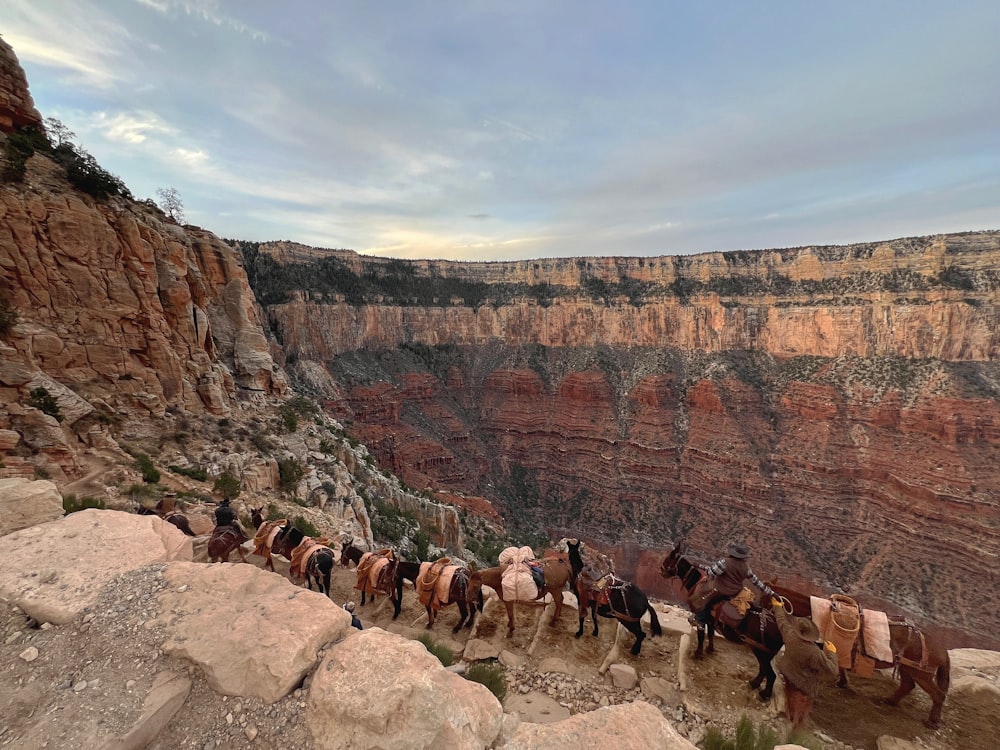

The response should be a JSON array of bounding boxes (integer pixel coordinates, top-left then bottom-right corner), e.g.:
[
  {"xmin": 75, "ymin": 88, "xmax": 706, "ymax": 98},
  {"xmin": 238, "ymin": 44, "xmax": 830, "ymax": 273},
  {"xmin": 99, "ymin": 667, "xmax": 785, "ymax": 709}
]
[
  {"xmin": 794, "ymin": 616, "xmax": 822, "ymax": 642},
  {"xmin": 344, "ymin": 601, "xmax": 356, "ymax": 613},
  {"xmin": 727, "ymin": 543, "xmax": 749, "ymax": 559}
]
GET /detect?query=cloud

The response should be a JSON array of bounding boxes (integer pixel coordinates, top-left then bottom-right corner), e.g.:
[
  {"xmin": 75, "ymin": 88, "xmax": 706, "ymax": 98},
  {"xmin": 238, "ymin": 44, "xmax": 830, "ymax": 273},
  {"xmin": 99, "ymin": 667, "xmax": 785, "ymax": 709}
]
[{"xmin": 132, "ymin": 0, "xmax": 270, "ymax": 42}]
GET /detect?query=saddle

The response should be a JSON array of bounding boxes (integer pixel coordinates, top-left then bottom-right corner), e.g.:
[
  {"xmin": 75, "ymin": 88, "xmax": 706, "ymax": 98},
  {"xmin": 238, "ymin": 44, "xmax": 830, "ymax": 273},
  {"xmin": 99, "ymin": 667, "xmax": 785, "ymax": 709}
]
[
  {"xmin": 289, "ymin": 538, "xmax": 330, "ymax": 579},
  {"xmin": 418, "ymin": 558, "xmax": 454, "ymax": 608},
  {"xmin": 356, "ymin": 550, "xmax": 396, "ymax": 596}
]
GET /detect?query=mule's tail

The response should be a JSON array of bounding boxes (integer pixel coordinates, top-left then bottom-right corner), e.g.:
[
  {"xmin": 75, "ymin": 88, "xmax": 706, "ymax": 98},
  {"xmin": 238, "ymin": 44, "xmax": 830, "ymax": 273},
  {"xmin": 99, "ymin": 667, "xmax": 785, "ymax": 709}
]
[
  {"xmin": 176, "ymin": 518, "xmax": 196, "ymax": 537},
  {"xmin": 476, "ymin": 587, "xmax": 484, "ymax": 612},
  {"xmin": 647, "ymin": 604, "xmax": 662, "ymax": 637},
  {"xmin": 936, "ymin": 654, "xmax": 951, "ymax": 695}
]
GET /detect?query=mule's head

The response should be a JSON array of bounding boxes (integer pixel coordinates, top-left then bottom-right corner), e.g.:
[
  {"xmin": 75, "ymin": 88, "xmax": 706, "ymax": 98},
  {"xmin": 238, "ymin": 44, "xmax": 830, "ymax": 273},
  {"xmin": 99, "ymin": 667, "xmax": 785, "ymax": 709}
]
[
  {"xmin": 250, "ymin": 506, "xmax": 265, "ymax": 528},
  {"xmin": 659, "ymin": 540, "xmax": 685, "ymax": 578}
]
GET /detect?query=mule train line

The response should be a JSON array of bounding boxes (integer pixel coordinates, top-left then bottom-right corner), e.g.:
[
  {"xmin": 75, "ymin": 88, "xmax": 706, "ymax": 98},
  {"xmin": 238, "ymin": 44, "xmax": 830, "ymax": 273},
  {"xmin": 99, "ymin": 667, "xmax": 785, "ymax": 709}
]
[{"xmin": 199, "ymin": 507, "xmax": 952, "ymax": 730}]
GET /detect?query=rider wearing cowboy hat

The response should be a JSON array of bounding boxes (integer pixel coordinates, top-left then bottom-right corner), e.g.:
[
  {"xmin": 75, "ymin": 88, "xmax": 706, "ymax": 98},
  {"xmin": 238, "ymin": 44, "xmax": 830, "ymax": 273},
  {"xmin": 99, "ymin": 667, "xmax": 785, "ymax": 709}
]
[
  {"xmin": 691, "ymin": 543, "xmax": 775, "ymax": 626},
  {"xmin": 772, "ymin": 599, "xmax": 839, "ymax": 729}
]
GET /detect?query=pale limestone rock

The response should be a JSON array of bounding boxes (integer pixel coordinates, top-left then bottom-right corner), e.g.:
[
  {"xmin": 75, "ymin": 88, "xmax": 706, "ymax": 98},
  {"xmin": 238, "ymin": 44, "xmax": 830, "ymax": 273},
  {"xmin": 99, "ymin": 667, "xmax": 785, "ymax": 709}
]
[
  {"xmin": 156, "ymin": 561, "xmax": 348, "ymax": 703},
  {"xmin": 499, "ymin": 649, "xmax": 527, "ymax": 668},
  {"xmin": 505, "ymin": 691, "xmax": 571, "ymax": 724},
  {"xmin": 609, "ymin": 663, "xmax": 638, "ymax": 689},
  {"xmin": 463, "ymin": 637, "xmax": 501, "ymax": 662},
  {"xmin": 504, "ymin": 701, "xmax": 696, "ymax": 749},
  {"xmin": 101, "ymin": 670, "xmax": 191, "ymax": 750},
  {"xmin": 876, "ymin": 738, "xmax": 920, "ymax": 750},
  {"xmin": 306, "ymin": 627, "xmax": 503, "ymax": 750},
  {"xmin": 640, "ymin": 675, "xmax": 678, "ymax": 704},
  {"xmin": 536, "ymin": 656, "xmax": 573, "ymax": 675},
  {"xmin": 0, "ymin": 509, "xmax": 192, "ymax": 624},
  {"xmin": 0, "ymin": 478, "xmax": 63, "ymax": 535},
  {"xmin": 950, "ymin": 648, "xmax": 1000, "ymax": 671}
]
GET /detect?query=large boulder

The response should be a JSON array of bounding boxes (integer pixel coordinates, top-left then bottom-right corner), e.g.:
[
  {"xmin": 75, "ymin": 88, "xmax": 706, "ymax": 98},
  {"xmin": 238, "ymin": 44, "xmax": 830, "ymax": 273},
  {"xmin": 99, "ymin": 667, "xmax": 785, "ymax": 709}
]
[
  {"xmin": 0, "ymin": 508, "xmax": 192, "ymax": 623},
  {"xmin": 0, "ymin": 478, "xmax": 63, "ymax": 536},
  {"xmin": 306, "ymin": 627, "xmax": 503, "ymax": 749},
  {"xmin": 503, "ymin": 701, "xmax": 696, "ymax": 749},
  {"xmin": 155, "ymin": 561, "xmax": 349, "ymax": 703}
]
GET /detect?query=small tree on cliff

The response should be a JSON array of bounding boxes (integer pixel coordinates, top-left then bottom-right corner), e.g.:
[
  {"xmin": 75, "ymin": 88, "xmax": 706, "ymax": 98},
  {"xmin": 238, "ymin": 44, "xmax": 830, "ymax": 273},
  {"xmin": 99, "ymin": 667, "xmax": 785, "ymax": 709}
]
[
  {"xmin": 213, "ymin": 471, "xmax": 241, "ymax": 501},
  {"xmin": 44, "ymin": 117, "xmax": 75, "ymax": 147},
  {"xmin": 156, "ymin": 187, "xmax": 185, "ymax": 223}
]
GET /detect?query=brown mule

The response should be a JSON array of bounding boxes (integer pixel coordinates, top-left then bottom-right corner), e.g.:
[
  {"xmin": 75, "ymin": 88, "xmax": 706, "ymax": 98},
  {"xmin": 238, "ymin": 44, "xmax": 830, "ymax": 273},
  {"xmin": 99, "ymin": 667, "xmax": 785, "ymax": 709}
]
[{"xmin": 470, "ymin": 556, "xmax": 571, "ymax": 637}]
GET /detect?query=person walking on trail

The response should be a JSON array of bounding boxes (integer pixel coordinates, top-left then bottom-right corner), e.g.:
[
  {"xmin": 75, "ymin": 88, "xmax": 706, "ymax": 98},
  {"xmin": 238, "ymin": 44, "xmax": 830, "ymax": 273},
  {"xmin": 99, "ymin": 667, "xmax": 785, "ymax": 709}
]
[
  {"xmin": 344, "ymin": 601, "xmax": 362, "ymax": 630},
  {"xmin": 771, "ymin": 599, "xmax": 839, "ymax": 730},
  {"xmin": 691, "ymin": 543, "xmax": 775, "ymax": 625}
]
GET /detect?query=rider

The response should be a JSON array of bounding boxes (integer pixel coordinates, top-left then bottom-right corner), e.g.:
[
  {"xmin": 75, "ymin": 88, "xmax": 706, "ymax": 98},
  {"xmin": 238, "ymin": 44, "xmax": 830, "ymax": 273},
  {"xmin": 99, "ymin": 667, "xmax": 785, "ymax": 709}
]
[
  {"xmin": 214, "ymin": 498, "xmax": 247, "ymax": 537},
  {"xmin": 691, "ymin": 543, "xmax": 774, "ymax": 626}
]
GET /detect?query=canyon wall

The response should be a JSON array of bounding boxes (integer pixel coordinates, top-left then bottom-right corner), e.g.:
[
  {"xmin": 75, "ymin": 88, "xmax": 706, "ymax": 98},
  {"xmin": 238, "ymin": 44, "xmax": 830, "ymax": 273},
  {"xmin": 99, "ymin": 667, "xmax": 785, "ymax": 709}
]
[{"xmin": 258, "ymin": 233, "xmax": 1000, "ymax": 648}]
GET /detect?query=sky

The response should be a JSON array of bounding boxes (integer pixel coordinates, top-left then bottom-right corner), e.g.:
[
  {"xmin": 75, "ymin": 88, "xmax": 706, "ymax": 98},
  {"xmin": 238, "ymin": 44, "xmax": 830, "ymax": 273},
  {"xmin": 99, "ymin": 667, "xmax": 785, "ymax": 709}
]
[{"xmin": 5, "ymin": 1, "xmax": 1000, "ymax": 261}]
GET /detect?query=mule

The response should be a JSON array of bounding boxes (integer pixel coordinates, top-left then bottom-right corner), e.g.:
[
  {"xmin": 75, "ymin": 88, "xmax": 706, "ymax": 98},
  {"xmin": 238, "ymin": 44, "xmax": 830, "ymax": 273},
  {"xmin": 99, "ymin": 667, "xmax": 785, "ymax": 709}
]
[
  {"xmin": 416, "ymin": 561, "xmax": 484, "ymax": 632},
  {"xmin": 136, "ymin": 499, "xmax": 196, "ymax": 537},
  {"xmin": 568, "ymin": 540, "xmax": 662, "ymax": 656},
  {"xmin": 339, "ymin": 540, "xmax": 366, "ymax": 569},
  {"xmin": 660, "ymin": 539, "xmax": 784, "ymax": 698},
  {"xmin": 353, "ymin": 548, "xmax": 399, "ymax": 607},
  {"xmin": 392, "ymin": 560, "xmax": 423, "ymax": 620},
  {"xmin": 302, "ymin": 545, "xmax": 334, "ymax": 597},
  {"xmin": 207, "ymin": 524, "xmax": 249, "ymax": 563},
  {"xmin": 769, "ymin": 580, "xmax": 951, "ymax": 728},
  {"xmin": 470, "ymin": 555, "xmax": 571, "ymax": 637},
  {"xmin": 251, "ymin": 508, "xmax": 302, "ymax": 572}
]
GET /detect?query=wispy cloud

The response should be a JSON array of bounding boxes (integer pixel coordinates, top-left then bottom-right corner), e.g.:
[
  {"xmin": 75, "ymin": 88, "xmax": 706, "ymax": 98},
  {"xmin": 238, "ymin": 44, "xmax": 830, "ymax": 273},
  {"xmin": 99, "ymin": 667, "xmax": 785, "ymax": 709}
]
[{"xmin": 132, "ymin": 0, "xmax": 270, "ymax": 42}]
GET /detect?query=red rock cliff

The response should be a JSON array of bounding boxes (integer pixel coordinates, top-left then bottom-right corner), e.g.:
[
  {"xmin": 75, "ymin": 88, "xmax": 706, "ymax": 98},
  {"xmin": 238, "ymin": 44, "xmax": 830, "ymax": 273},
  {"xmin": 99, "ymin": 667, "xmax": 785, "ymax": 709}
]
[{"xmin": 257, "ymin": 233, "xmax": 1000, "ymax": 648}]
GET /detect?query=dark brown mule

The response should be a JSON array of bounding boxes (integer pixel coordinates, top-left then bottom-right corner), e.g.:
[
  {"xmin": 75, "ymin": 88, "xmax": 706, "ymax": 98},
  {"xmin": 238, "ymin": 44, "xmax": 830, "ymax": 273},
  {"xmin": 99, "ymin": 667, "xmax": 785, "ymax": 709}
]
[
  {"xmin": 660, "ymin": 539, "xmax": 784, "ymax": 698},
  {"xmin": 416, "ymin": 561, "xmax": 484, "ymax": 632},
  {"xmin": 354, "ymin": 549, "xmax": 399, "ymax": 607},
  {"xmin": 470, "ymin": 555, "xmax": 571, "ymax": 637},
  {"xmin": 208, "ymin": 525, "xmax": 248, "ymax": 563},
  {"xmin": 769, "ymin": 581, "xmax": 951, "ymax": 728},
  {"xmin": 136, "ymin": 499, "xmax": 196, "ymax": 536},
  {"xmin": 568, "ymin": 540, "xmax": 662, "ymax": 656},
  {"xmin": 251, "ymin": 508, "xmax": 301, "ymax": 572},
  {"xmin": 304, "ymin": 546, "xmax": 335, "ymax": 598}
]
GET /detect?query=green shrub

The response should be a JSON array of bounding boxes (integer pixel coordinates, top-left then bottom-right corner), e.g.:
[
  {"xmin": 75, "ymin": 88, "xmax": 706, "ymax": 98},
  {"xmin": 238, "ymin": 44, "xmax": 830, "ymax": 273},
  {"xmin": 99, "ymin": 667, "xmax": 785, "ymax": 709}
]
[
  {"xmin": 278, "ymin": 457, "xmax": 304, "ymax": 491},
  {"xmin": 134, "ymin": 452, "xmax": 160, "ymax": 484},
  {"xmin": 416, "ymin": 633, "xmax": 454, "ymax": 667},
  {"xmin": 703, "ymin": 715, "xmax": 803, "ymax": 750},
  {"xmin": 464, "ymin": 662, "xmax": 507, "ymax": 702},
  {"xmin": 27, "ymin": 387, "xmax": 62, "ymax": 421},
  {"xmin": 292, "ymin": 515, "xmax": 319, "ymax": 537},
  {"xmin": 213, "ymin": 471, "xmax": 241, "ymax": 500},
  {"xmin": 169, "ymin": 465, "xmax": 208, "ymax": 482},
  {"xmin": 62, "ymin": 493, "xmax": 106, "ymax": 514}
]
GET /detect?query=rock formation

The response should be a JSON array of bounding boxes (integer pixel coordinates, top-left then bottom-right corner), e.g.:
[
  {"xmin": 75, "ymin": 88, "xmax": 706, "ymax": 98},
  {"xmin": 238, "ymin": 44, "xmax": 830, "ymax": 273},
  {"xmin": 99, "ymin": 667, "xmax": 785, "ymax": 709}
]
[
  {"xmin": 0, "ymin": 36, "xmax": 42, "ymax": 133},
  {"xmin": 249, "ymin": 233, "xmax": 1000, "ymax": 649}
]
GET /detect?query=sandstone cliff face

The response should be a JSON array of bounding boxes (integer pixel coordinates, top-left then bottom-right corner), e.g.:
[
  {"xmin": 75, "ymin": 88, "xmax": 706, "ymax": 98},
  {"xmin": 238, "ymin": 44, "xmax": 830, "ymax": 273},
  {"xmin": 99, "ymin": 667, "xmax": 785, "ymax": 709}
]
[
  {"xmin": 0, "ymin": 37, "xmax": 42, "ymax": 133},
  {"xmin": 257, "ymin": 233, "xmax": 1000, "ymax": 648},
  {"xmin": 0, "ymin": 156, "xmax": 288, "ymax": 481}
]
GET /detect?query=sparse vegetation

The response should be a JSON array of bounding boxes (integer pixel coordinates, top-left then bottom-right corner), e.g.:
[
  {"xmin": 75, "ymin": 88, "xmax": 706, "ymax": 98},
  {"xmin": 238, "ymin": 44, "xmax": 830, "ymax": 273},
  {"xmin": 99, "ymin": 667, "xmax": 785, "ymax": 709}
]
[
  {"xmin": 27, "ymin": 387, "xmax": 62, "ymax": 421},
  {"xmin": 278, "ymin": 457, "xmax": 304, "ymax": 491},
  {"xmin": 213, "ymin": 471, "xmax": 241, "ymax": 500},
  {"xmin": 0, "ymin": 293, "xmax": 17, "ymax": 338},
  {"xmin": 464, "ymin": 662, "xmax": 507, "ymax": 702},
  {"xmin": 62, "ymin": 493, "xmax": 106, "ymax": 514},
  {"xmin": 415, "ymin": 633, "xmax": 454, "ymax": 667},
  {"xmin": 702, "ymin": 714, "xmax": 797, "ymax": 750},
  {"xmin": 169, "ymin": 465, "xmax": 209, "ymax": 482},
  {"xmin": 134, "ymin": 452, "xmax": 161, "ymax": 484}
]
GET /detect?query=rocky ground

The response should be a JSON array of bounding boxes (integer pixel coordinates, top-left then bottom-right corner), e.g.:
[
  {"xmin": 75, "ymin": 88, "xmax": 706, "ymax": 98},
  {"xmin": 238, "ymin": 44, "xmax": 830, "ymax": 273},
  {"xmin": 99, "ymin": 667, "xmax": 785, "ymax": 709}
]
[{"xmin": 1, "ymin": 543, "xmax": 998, "ymax": 750}]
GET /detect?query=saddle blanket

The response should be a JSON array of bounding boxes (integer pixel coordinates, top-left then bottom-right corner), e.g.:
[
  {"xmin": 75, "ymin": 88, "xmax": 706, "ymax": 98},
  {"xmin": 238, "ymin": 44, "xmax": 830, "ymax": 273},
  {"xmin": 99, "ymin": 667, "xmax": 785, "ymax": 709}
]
[
  {"xmin": 810, "ymin": 596, "xmax": 892, "ymax": 668},
  {"xmin": 499, "ymin": 545, "xmax": 539, "ymax": 602},
  {"xmin": 290, "ymin": 538, "xmax": 329, "ymax": 579},
  {"xmin": 356, "ymin": 553, "xmax": 392, "ymax": 593},
  {"xmin": 418, "ymin": 561, "xmax": 457, "ymax": 607},
  {"xmin": 252, "ymin": 520, "xmax": 287, "ymax": 556}
]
